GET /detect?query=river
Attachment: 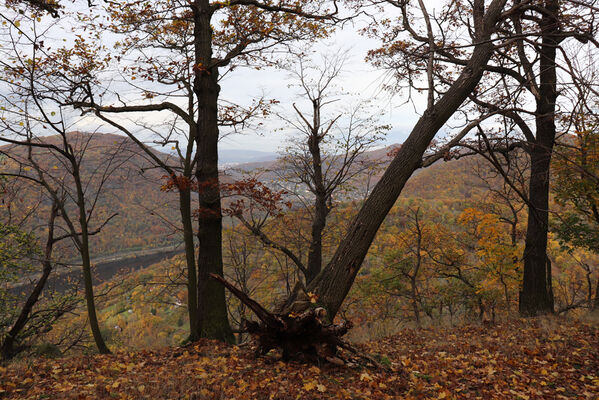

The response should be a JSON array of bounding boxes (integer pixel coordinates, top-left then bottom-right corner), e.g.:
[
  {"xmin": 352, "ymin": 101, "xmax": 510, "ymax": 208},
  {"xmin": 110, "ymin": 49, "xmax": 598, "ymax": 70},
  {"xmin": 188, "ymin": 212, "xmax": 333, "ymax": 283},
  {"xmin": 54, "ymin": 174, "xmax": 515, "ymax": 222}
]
[{"xmin": 10, "ymin": 248, "xmax": 184, "ymax": 296}]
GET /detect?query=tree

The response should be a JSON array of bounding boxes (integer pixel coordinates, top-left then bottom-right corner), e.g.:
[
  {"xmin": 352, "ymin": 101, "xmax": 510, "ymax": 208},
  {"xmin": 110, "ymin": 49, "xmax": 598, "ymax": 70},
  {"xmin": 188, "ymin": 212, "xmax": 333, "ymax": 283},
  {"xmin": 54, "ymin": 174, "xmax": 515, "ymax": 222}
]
[
  {"xmin": 0, "ymin": 199, "xmax": 78, "ymax": 360},
  {"xmin": 0, "ymin": 13, "xmax": 133, "ymax": 352},
  {"xmin": 61, "ymin": 0, "xmax": 343, "ymax": 343},
  {"xmin": 0, "ymin": 220, "xmax": 41, "ymax": 358},
  {"xmin": 7, "ymin": 0, "xmax": 61, "ymax": 18},
  {"xmin": 553, "ymin": 120, "xmax": 599, "ymax": 253},
  {"xmin": 292, "ymin": 0, "xmax": 511, "ymax": 318},
  {"xmin": 228, "ymin": 50, "xmax": 386, "ymax": 285},
  {"xmin": 0, "ymin": 131, "xmax": 129, "ymax": 355},
  {"xmin": 369, "ymin": 0, "xmax": 599, "ymax": 316},
  {"xmin": 212, "ymin": 0, "xmax": 513, "ymax": 339},
  {"xmin": 468, "ymin": 0, "xmax": 598, "ymax": 315},
  {"xmin": 552, "ymin": 114, "xmax": 599, "ymax": 312},
  {"xmin": 377, "ymin": 207, "xmax": 438, "ymax": 327}
]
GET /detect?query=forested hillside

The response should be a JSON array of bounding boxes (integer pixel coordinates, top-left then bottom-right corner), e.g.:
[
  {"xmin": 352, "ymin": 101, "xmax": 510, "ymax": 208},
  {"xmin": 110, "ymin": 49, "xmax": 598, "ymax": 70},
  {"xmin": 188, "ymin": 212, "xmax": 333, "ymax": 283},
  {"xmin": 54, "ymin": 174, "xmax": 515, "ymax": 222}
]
[
  {"xmin": 10, "ymin": 134, "xmax": 591, "ymax": 353},
  {"xmin": 1, "ymin": 132, "xmax": 180, "ymax": 260}
]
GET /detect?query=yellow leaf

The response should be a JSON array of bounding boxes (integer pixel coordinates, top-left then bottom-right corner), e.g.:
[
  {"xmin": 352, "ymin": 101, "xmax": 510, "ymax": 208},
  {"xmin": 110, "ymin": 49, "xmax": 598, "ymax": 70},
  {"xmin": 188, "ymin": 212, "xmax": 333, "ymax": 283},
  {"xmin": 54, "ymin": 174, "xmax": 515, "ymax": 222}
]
[
  {"xmin": 316, "ymin": 384, "xmax": 326, "ymax": 392},
  {"xmin": 303, "ymin": 381, "xmax": 316, "ymax": 391},
  {"xmin": 308, "ymin": 366, "xmax": 320, "ymax": 374},
  {"xmin": 360, "ymin": 372, "xmax": 373, "ymax": 382},
  {"xmin": 138, "ymin": 385, "xmax": 145, "ymax": 392}
]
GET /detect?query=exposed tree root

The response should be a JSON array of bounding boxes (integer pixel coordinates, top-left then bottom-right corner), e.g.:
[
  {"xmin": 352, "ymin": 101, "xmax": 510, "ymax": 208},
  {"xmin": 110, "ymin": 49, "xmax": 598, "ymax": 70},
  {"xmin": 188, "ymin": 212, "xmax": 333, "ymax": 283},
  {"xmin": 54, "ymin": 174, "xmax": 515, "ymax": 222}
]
[{"xmin": 210, "ymin": 273, "xmax": 386, "ymax": 369}]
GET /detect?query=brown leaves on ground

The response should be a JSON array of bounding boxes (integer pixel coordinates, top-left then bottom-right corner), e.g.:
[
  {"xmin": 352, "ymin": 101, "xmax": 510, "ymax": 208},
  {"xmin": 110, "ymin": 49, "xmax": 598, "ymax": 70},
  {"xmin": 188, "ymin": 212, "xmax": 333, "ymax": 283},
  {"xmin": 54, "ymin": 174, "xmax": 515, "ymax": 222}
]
[{"xmin": 0, "ymin": 318, "xmax": 597, "ymax": 399}]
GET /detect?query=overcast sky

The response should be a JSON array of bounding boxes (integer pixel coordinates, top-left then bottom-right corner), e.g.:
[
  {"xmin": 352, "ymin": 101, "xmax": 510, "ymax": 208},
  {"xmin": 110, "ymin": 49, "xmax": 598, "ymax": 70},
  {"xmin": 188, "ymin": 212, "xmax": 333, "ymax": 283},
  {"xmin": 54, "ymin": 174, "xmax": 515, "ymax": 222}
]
[
  {"xmin": 207, "ymin": 2, "xmax": 449, "ymax": 154},
  {"xmin": 212, "ymin": 23, "xmax": 427, "ymax": 153},
  {"xmin": 2, "ymin": 2, "xmax": 433, "ymax": 156}
]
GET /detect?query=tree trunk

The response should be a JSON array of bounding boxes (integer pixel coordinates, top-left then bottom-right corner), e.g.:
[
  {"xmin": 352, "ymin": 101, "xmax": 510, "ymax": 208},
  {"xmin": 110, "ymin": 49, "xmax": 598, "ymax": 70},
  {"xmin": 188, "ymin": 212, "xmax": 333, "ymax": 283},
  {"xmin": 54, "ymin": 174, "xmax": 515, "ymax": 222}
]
[
  {"xmin": 302, "ymin": 0, "xmax": 508, "ymax": 318},
  {"xmin": 0, "ymin": 204, "xmax": 57, "ymax": 360},
  {"xmin": 73, "ymin": 163, "xmax": 110, "ymax": 354},
  {"xmin": 519, "ymin": 0, "xmax": 558, "ymax": 317},
  {"xmin": 306, "ymin": 106, "xmax": 327, "ymax": 284},
  {"xmin": 411, "ymin": 277, "xmax": 421, "ymax": 327},
  {"xmin": 594, "ymin": 277, "xmax": 599, "ymax": 312},
  {"xmin": 584, "ymin": 264, "xmax": 593, "ymax": 307},
  {"xmin": 306, "ymin": 195, "xmax": 327, "ymax": 284},
  {"xmin": 179, "ymin": 187, "xmax": 200, "ymax": 341},
  {"xmin": 478, "ymin": 297, "xmax": 485, "ymax": 322},
  {"xmin": 193, "ymin": 1, "xmax": 233, "ymax": 343}
]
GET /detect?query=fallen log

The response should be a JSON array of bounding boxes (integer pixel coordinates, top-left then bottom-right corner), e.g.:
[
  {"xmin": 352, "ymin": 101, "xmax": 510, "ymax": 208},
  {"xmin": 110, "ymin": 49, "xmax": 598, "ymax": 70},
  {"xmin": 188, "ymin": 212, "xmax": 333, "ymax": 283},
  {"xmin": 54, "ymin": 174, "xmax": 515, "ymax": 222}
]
[{"xmin": 210, "ymin": 273, "xmax": 385, "ymax": 369}]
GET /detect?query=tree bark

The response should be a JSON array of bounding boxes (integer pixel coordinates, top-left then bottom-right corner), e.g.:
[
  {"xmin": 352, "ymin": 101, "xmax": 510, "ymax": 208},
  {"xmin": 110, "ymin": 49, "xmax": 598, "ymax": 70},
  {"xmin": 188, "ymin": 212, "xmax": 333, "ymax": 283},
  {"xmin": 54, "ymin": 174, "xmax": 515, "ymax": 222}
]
[
  {"xmin": 193, "ymin": 0, "xmax": 233, "ymax": 343},
  {"xmin": 306, "ymin": 98, "xmax": 329, "ymax": 284},
  {"xmin": 411, "ymin": 276, "xmax": 421, "ymax": 327},
  {"xmin": 179, "ymin": 187, "xmax": 200, "ymax": 341},
  {"xmin": 519, "ymin": 0, "xmax": 559, "ymax": 317},
  {"xmin": 73, "ymin": 161, "xmax": 110, "ymax": 354},
  {"xmin": 302, "ymin": 0, "xmax": 509, "ymax": 318},
  {"xmin": 306, "ymin": 133, "xmax": 328, "ymax": 283},
  {"xmin": 594, "ymin": 277, "xmax": 599, "ymax": 312},
  {"xmin": 307, "ymin": 196, "xmax": 327, "ymax": 284}
]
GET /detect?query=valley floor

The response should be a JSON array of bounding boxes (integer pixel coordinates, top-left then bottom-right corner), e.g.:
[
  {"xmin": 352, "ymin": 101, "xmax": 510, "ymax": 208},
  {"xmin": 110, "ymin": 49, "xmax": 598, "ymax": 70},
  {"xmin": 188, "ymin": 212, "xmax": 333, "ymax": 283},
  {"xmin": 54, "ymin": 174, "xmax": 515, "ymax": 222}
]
[{"xmin": 1, "ymin": 318, "xmax": 597, "ymax": 399}]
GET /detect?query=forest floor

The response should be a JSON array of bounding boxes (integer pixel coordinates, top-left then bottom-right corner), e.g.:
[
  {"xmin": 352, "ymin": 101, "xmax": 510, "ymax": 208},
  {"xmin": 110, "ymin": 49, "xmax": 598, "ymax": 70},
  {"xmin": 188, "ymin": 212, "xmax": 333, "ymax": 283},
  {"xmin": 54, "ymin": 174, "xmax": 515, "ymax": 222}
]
[{"xmin": 0, "ymin": 317, "xmax": 598, "ymax": 399}]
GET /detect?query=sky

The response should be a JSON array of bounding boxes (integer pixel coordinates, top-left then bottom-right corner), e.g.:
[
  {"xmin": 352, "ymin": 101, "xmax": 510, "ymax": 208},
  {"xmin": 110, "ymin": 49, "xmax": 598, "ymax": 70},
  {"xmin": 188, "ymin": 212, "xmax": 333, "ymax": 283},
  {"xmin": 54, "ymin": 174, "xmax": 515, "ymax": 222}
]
[
  {"xmin": 55, "ymin": 16, "xmax": 426, "ymax": 155},
  {"xmin": 215, "ymin": 25, "xmax": 427, "ymax": 153},
  {"xmin": 1, "ymin": 1, "xmax": 432, "ymax": 156}
]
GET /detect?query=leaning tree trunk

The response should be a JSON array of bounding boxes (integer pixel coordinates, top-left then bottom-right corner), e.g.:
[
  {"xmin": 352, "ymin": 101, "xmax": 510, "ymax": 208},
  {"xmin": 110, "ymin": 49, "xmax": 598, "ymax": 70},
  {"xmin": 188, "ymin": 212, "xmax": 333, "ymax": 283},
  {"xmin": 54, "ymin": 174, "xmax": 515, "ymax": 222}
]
[
  {"xmin": 193, "ymin": 1, "xmax": 234, "ymax": 343},
  {"xmin": 0, "ymin": 204, "xmax": 57, "ymax": 360},
  {"xmin": 519, "ymin": 0, "xmax": 558, "ymax": 317},
  {"xmin": 298, "ymin": 0, "xmax": 509, "ymax": 318}
]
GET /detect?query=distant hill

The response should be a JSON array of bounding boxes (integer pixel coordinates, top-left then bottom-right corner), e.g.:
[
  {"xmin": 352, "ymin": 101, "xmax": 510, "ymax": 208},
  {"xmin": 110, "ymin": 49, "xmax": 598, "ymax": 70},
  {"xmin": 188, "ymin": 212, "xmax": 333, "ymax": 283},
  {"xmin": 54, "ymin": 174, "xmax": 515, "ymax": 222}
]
[
  {"xmin": 1, "ymin": 133, "xmax": 493, "ymax": 260},
  {"xmin": 219, "ymin": 149, "xmax": 278, "ymax": 166},
  {"xmin": 0, "ymin": 132, "xmax": 181, "ymax": 260},
  {"xmin": 224, "ymin": 143, "xmax": 490, "ymax": 205}
]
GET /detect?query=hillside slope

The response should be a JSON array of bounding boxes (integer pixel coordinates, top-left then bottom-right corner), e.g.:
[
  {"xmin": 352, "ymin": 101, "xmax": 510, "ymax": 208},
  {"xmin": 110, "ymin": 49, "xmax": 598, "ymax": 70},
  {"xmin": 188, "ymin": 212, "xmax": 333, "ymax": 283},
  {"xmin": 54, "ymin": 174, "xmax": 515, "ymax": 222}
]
[
  {"xmin": 2, "ymin": 134, "xmax": 491, "ymax": 260},
  {"xmin": 0, "ymin": 132, "xmax": 181, "ymax": 259},
  {"xmin": 1, "ymin": 319, "xmax": 597, "ymax": 399}
]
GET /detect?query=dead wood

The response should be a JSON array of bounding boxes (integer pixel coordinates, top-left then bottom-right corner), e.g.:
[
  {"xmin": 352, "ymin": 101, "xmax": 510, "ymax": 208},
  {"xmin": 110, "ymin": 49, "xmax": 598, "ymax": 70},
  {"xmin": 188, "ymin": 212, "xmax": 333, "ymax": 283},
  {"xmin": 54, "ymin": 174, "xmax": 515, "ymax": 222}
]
[{"xmin": 209, "ymin": 273, "xmax": 386, "ymax": 369}]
